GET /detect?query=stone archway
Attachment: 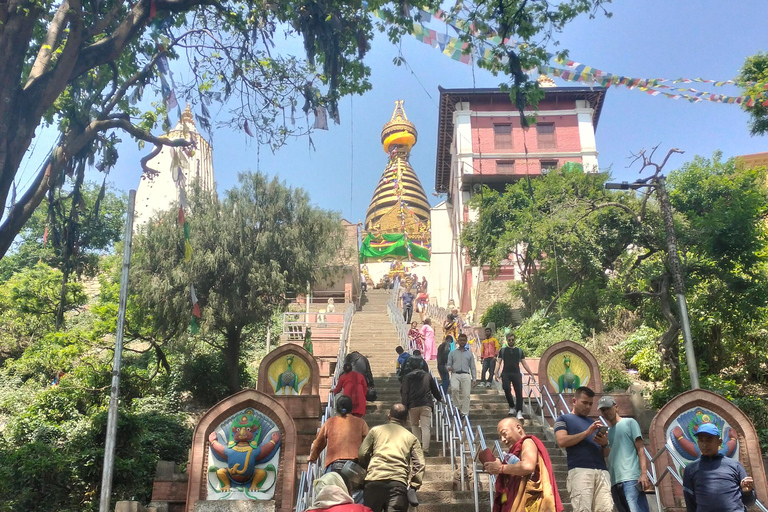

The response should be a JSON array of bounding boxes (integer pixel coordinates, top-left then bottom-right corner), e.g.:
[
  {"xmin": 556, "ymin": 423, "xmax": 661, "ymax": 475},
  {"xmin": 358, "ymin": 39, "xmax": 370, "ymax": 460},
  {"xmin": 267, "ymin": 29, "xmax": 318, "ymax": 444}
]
[
  {"xmin": 257, "ymin": 344, "xmax": 320, "ymax": 396},
  {"xmin": 186, "ymin": 389, "xmax": 298, "ymax": 512},
  {"xmin": 649, "ymin": 389, "xmax": 767, "ymax": 509},
  {"xmin": 538, "ymin": 340, "xmax": 603, "ymax": 394}
]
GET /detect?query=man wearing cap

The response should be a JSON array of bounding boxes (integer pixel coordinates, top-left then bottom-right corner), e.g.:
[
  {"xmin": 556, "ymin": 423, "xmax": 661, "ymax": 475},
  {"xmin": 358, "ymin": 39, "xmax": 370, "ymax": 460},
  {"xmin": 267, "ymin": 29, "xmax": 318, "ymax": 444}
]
[
  {"xmin": 598, "ymin": 395, "xmax": 651, "ymax": 512},
  {"xmin": 682, "ymin": 423, "xmax": 755, "ymax": 512}
]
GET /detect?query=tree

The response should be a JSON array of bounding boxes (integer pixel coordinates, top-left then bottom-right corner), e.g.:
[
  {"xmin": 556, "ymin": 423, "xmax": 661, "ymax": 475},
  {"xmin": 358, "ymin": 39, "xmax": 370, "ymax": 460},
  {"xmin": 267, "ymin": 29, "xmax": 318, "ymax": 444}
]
[
  {"xmin": 738, "ymin": 52, "xmax": 768, "ymax": 136},
  {"xmin": 0, "ymin": 0, "xmax": 610, "ymax": 262},
  {"xmin": 461, "ymin": 167, "xmax": 640, "ymax": 326},
  {"xmin": 0, "ymin": 262, "xmax": 87, "ymax": 362},
  {"xmin": 132, "ymin": 172, "xmax": 345, "ymax": 393}
]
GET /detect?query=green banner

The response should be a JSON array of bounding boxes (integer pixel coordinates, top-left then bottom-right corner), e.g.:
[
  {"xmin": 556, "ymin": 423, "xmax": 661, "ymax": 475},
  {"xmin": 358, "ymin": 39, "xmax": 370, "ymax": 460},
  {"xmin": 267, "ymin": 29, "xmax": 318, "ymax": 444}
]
[{"xmin": 359, "ymin": 234, "xmax": 430, "ymax": 262}]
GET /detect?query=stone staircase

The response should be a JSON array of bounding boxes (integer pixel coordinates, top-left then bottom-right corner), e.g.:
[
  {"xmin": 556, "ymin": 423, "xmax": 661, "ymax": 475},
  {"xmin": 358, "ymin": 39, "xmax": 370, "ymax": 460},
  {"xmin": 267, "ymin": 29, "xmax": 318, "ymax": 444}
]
[{"xmin": 349, "ymin": 290, "xmax": 574, "ymax": 512}]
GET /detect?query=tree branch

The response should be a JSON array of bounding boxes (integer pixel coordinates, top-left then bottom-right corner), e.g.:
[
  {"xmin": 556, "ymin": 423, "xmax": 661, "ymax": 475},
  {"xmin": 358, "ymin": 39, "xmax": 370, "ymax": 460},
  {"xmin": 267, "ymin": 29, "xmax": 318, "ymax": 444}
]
[{"xmin": 25, "ymin": 0, "xmax": 72, "ymax": 86}]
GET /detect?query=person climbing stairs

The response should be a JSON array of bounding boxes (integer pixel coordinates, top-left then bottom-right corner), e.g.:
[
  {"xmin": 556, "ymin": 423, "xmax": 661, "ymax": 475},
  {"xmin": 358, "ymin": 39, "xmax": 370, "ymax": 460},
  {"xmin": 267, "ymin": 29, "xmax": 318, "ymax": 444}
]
[{"xmin": 348, "ymin": 289, "xmax": 574, "ymax": 511}]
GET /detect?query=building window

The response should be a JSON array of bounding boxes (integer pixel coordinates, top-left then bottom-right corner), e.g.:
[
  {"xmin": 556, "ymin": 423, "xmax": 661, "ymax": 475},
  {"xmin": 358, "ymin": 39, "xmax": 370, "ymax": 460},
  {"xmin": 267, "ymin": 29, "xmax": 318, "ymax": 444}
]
[
  {"xmin": 536, "ymin": 123, "xmax": 556, "ymax": 149},
  {"xmin": 496, "ymin": 160, "xmax": 515, "ymax": 174},
  {"xmin": 493, "ymin": 124, "xmax": 512, "ymax": 149},
  {"xmin": 540, "ymin": 160, "xmax": 558, "ymax": 174}
]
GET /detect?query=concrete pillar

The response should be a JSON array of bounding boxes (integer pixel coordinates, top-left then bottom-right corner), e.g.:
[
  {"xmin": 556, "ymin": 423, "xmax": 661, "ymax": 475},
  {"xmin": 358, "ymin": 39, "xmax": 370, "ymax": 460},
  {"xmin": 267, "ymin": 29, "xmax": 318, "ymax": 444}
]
[{"xmin": 575, "ymin": 100, "xmax": 599, "ymax": 173}]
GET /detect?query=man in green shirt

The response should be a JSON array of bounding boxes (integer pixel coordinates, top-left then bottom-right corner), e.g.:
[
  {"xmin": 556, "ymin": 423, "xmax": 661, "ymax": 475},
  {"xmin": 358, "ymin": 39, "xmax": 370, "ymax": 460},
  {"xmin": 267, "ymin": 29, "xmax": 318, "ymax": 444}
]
[{"xmin": 598, "ymin": 395, "xmax": 651, "ymax": 512}]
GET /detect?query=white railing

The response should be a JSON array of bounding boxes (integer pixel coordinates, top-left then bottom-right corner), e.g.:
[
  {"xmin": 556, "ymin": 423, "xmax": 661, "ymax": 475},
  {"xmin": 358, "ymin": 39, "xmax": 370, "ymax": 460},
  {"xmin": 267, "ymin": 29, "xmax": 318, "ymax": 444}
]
[{"xmin": 294, "ymin": 302, "xmax": 355, "ymax": 512}]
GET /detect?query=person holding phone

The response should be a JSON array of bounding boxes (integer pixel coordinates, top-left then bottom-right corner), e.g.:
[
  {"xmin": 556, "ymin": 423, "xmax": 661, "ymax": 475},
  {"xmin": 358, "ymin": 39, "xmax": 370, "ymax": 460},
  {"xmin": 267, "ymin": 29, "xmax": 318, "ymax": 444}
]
[
  {"xmin": 598, "ymin": 395, "xmax": 651, "ymax": 512},
  {"xmin": 554, "ymin": 386, "xmax": 613, "ymax": 512}
]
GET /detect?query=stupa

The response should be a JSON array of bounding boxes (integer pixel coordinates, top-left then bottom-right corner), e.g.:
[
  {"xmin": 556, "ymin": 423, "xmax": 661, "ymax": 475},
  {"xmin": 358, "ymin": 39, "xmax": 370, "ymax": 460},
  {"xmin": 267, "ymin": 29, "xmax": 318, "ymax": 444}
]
[
  {"xmin": 134, "ymin": 104, "xmax": 214, "ymax": 227},
  {"xmin": 360, "ymin": 101, "xmax": 431, "ymax": 263}
]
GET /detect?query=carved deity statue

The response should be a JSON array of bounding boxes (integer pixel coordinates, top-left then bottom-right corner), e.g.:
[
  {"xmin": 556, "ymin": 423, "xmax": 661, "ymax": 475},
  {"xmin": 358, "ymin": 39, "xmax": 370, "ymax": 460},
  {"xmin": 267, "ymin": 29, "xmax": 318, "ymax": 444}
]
[{"xmin": 208, "ymin": 408, "xmax": 281, "ymax": 495}]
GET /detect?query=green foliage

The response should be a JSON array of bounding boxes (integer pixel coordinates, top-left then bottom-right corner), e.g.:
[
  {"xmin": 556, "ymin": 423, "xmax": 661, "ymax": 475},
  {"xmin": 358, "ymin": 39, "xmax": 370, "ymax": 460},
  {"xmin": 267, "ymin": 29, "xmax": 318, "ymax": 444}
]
[
  {"xmin": 618, "ymin": 326, "xmax": 664, "ymax": 381},
  {"xmin": 602, "ymin": 367, "xmax": 633, "ymax": 393},
  {"xmin": 0, "ymin": 182, "xmax": 126, "ymax": 281},
  {"xmin": 737, "ymin": 52, "xmax": 768, "ymax": 136},
  {"xmin": 132, "ymin": 172, "xmax": 344, "ymax": 392},
  {"xmin": 0, "ymin": 263, "xmax": 86, "ymax": 361},
  {"xmin": 462, "ymin": 168, "xmax": 640, "ymax": 331},
  {"xmin": 480, "ymin": 301, "xmax": 517, "ymax": 329},
  {"xmin": 514, "ymin": 310, "xmax": 585, "ymax": 356}
]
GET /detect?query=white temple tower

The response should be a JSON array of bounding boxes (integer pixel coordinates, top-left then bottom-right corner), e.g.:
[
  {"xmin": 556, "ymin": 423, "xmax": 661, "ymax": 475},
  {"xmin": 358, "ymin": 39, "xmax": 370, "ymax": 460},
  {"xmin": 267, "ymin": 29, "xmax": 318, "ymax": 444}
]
[{"xmin": 134, "ymin": 104, "xmax": 214, "ymax": 227}]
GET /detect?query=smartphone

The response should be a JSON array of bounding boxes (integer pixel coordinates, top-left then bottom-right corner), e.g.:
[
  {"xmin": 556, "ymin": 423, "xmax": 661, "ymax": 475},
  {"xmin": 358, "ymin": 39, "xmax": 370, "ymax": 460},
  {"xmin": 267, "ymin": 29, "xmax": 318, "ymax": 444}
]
[{"xmin": 597, "ymin": 426, "xmax": 608, "ymax": 436}]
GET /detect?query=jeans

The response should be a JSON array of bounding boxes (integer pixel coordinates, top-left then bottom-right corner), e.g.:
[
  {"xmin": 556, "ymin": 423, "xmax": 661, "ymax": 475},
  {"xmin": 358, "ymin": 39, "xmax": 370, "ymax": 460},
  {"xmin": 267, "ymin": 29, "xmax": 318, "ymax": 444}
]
[
  {"xmin": 363, "ymin": 479, "xmax": 409, "ymax": 512},
  {"xmin": 408, "ymin": 406, "xmax": 433, "ymax": 451},
  {"xmin": 611, "ymin": 481, "xmax": 650, "ymax": 512},
  {"xmin": 501, "ymin": 372, "xmax": 523, "ymax": 410},
  {"xmin": 403, "ymin": 304, "xmax": 413, "ymax": 324},
  {"xmin": 437, "ymin": 367, "xmax": 450, "ymax": 395},
  {"xmin": 481, "ymin": 358, "xmax": 496, "ymax": 383}
]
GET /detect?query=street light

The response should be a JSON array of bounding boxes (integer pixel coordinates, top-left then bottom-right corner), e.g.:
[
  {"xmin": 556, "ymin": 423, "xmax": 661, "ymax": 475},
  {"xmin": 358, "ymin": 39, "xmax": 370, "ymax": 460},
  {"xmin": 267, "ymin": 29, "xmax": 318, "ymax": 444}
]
[{"xmin": 604, "ymin": 178, "xmax": 700, "ymax": 389}]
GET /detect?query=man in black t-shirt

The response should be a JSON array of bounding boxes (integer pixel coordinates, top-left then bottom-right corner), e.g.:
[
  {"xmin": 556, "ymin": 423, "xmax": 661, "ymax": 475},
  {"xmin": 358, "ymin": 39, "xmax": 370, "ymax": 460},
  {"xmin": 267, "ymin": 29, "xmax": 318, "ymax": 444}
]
[{"xmin": 494, "ymin": 332, "xmax": 535, "ymax": 419}]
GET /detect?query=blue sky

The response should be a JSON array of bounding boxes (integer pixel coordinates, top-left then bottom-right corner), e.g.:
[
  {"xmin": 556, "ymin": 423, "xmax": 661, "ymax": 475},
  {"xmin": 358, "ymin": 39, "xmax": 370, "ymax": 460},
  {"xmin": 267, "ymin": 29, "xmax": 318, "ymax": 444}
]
[{"xmin": 14, "ymin": 0, "xmax": 767, "ymax": 224}]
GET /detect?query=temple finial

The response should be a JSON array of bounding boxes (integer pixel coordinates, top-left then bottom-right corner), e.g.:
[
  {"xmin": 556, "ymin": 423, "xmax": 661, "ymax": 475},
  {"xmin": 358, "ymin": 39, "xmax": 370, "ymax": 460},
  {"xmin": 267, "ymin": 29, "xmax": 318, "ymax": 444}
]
[
  {"xmin": 181, "ymin": 104, "xmax": 195, "ymax": 126},
  {"xmin": 390, "ymin": 100, "xmax": 408, "ymax": 122}
]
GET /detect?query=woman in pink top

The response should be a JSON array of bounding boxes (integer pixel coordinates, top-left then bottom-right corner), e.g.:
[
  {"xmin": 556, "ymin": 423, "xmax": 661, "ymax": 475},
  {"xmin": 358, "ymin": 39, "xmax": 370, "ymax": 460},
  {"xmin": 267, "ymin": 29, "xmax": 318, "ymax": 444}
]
[{"xmin": 420, "ymin": 318, "xmax": 436, "ymax": 360}]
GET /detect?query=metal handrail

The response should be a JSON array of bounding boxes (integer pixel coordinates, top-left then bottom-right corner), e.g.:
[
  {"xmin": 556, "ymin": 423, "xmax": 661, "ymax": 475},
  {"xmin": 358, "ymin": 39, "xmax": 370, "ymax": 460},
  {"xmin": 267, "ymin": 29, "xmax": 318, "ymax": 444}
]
[{"xmin": 294, "ymin": 302, "xmax": 355, "ymax": 512}]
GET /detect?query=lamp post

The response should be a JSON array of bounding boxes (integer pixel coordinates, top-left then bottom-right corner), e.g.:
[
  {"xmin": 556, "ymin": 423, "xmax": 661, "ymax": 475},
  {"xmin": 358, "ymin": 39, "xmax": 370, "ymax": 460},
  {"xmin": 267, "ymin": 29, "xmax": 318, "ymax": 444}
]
[{"xmin": 604, "ymin": 178, "xmax": 700, "ymax": 389}]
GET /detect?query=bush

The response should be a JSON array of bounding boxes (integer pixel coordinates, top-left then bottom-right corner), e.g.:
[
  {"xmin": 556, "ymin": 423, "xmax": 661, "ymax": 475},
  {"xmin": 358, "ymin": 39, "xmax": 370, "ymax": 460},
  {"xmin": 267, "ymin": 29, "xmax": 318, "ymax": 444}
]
[
  {"xmin": 514, "ymin": 310, "xmax": 585, "ymax": 356},
  {"xmin": 480, "ymin": 301, "xmax": 516, "ymax": 330},
  {"xmin": 603, "ymin": 367, "xmax": 633, "ymax": 393},
  {"xmin": 618, "ymin": 326, "xmax": 664, "ymax": 381}
]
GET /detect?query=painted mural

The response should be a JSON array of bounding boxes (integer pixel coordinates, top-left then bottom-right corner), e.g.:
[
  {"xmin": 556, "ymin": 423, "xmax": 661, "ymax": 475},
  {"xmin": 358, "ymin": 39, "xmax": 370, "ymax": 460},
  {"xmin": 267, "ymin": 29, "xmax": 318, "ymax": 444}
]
[
  {"xmin": 547, "ymin": 352, "xmax": 591, "ymax": 393},
  {"xmin": 267, "ymin": 354, "xmax": 310, "ymax": 395},
  {"xmin": 207, "ymin": 407, "xmax": 281, "ymax": 500},
  {"xmin": 665, "ymin": 407, "xmax": 739, "ymax": 476}
]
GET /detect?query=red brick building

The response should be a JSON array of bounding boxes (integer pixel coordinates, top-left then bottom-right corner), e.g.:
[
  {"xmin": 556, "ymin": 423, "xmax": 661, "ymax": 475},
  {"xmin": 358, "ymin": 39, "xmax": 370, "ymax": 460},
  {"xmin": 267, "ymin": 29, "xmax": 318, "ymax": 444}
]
[{"xmin": 428, "ymin": 84, "xmax": 607, "ymax": 314}]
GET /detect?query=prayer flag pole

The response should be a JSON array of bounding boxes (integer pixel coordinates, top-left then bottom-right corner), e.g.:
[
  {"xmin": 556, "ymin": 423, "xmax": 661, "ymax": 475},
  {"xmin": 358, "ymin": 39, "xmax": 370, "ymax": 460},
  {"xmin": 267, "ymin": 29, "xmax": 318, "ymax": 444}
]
[{"xmin": 99, "ymin": 189, "xmax": 136, "ymax": 512}]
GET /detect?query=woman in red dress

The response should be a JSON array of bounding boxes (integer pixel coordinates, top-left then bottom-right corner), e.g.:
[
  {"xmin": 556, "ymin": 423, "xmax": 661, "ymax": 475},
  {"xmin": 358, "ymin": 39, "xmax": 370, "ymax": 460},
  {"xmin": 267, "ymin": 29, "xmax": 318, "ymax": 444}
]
[
  {"xmin": 332, "ymin": 363, "xmax": 368, "ymax": 417},
  {"xmin": 408, "ymin": 321, "xmax": 424, "ymax": 352}
]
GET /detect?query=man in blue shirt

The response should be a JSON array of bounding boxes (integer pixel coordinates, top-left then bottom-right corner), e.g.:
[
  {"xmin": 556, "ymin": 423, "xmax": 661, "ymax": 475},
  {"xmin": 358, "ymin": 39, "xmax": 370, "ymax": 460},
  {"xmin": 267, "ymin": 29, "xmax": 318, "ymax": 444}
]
[
  {"xmin": 682, "ymin": 423, "xmax": 755, "ymax": 512},
  {"xmin": 598, "ymin": 395, "xmax": 650, "ymax": 512},
  {"xmin": 399, "ymin": 288, "xmax": 415, "ymax": 324},
  {"xmin": 554, "ymin": 386, "xmax": 613, "ymax": 512}
]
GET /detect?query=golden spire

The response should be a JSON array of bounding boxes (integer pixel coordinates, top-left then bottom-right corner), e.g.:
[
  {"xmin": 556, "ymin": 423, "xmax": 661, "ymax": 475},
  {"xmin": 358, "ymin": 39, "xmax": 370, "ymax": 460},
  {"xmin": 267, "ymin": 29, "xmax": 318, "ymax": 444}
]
[
  {"xmin": 181, "ymin": 104, "xmax": 196, "ymax": 126},
  {"xmin": 365, "ymin": 100, "xmax": 430, "ymax": 237},
  {"xmin": 538, "ymin": 74, "xmax": 556, "ymax": 88},
  {"xmin": 381, "ymin": 100, "xmax": 418, "ymax": 153}
]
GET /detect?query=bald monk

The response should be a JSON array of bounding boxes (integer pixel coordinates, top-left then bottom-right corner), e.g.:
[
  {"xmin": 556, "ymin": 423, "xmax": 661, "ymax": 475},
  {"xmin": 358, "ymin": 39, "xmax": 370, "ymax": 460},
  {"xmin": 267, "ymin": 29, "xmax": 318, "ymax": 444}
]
[{"xmin": 483, "ymin": 417, "xmax": 563, "ymax": 512}]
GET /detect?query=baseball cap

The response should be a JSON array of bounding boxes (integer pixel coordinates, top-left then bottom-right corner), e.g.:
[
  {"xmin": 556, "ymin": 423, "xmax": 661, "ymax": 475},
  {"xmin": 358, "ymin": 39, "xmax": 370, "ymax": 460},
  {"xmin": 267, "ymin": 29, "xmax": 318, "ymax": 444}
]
[
  {"xmin": 693, "ymin": 423, "xmax": 720, "ymax": 437},
  {"xmin": 597, "ymin": 396, "xmax": 616, "ymax": 409}
]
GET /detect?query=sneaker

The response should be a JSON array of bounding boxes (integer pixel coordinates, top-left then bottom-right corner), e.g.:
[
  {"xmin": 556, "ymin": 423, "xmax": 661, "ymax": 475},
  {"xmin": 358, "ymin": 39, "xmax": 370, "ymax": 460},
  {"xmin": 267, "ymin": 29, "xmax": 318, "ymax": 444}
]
[
  {"xmin": 482, "ymin": 382, "xmax": 490, "ymax": 387},
  {"xmin": 517, "ymin": 409, "xmax": 524, "ymax": 420},
  {"xmin": 508, "ymin": 408, "xmax": 516, "ymax": 415}
]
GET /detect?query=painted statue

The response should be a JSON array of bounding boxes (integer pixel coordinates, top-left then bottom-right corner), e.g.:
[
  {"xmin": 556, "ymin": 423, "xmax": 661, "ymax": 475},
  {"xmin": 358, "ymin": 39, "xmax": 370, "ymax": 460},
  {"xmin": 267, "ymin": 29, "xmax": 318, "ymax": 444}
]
[
  {"xmin": 208, "ymin": 408, "xmax": 280, "ymax": 499},
  {"xmin": 557, "ymin": 356, "xmax": 580, "ymax": 393},
  {"xmin": 268, "ymin": 353, "xmax": 311, "ymax": 395},
  {"xmin": 547, "ymin": 351, "xmax": 590, "ymax": 393},
  {"xmin": 668, "ymin": 408, "xmax": 738, "ymax": 465}
]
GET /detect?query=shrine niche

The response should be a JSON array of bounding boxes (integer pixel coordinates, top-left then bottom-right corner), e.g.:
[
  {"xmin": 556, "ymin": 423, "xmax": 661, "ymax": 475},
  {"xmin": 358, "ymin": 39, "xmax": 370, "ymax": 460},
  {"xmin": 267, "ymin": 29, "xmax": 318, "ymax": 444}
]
[
  {"xmin": 649, "ymin": 389, "xmax": 768, "ymax": 510},
  {"xmin": 538, "ymin": 340, "xmax": 603, "ymax": 394},
  {"xmin": 665, "ymin": 406, "xmax": 739, "ymax": 477},
  {"xmin": 185, "ymin": 389, "xmax": 297, "ymax": 512},
  {"xmin": 207, "ymin": 407, "xmax": 281, "ymax": 499},
  {"xmin": 257, "ymin": 344, "xmax": 319, "ymax": 397}
]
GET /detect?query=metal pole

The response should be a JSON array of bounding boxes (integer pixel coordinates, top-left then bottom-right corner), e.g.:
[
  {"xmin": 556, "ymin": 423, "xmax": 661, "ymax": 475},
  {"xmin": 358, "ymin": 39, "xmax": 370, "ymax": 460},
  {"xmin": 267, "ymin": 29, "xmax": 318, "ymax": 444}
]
[
  {"xmin": 656, "ymin": 177, "xmax": 700, "ymax": 389},
  {"xmin": 99, "ymin": 190, "xmax": 136, "ymax": 512}
]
